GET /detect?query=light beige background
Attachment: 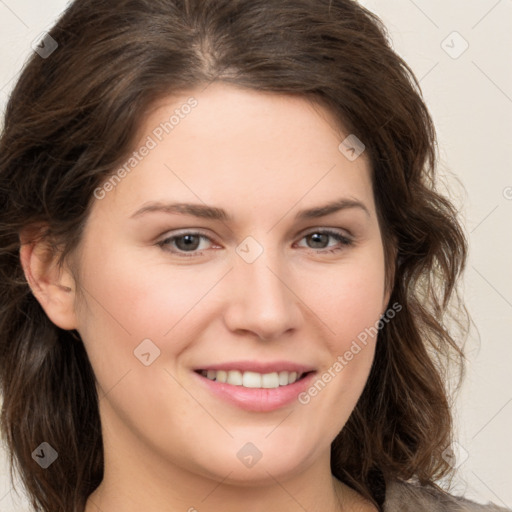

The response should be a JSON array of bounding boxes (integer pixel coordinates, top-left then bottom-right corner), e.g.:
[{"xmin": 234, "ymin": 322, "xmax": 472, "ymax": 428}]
[{"xmin": 0, "ymin": 0, "xmax": 511, "ymax": 509}]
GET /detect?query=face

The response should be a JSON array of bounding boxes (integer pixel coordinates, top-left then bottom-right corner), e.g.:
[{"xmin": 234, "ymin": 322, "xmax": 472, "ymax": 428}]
[{"xmin": 67, "ymin": 83, "xmax": 391, "ymax": 486}]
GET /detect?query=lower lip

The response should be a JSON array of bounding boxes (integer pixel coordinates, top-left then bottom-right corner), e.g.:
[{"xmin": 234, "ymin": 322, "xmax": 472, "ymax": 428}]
[{"xmin": 193, "ymin": 371, "xmax": 316, "ymax": 412}]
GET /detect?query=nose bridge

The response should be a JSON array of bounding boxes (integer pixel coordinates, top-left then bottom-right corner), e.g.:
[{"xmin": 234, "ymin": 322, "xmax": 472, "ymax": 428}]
[{"xmin": 225, "ymin": 233, "xmax": 302, "ymax": 339}]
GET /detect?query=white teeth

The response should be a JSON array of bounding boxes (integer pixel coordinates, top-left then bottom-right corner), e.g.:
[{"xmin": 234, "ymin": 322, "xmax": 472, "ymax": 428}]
[
  {"xmin": 261, "ymin": 372, "xmax": 279, "ymax": 388},
  {"xmin": 243, "ymin": 371, "xmax": 262, "ymax": 388},
  {"xmin": 226, "ymin": 370, "xmax": 243, "ymax": 386},
  {"xmin": 201, "ymin": 369, "xmax": 304, "ymax": 388},
  {"xmin": 216, "ymin": 370, "xmax": 227, "ymax": 383}
]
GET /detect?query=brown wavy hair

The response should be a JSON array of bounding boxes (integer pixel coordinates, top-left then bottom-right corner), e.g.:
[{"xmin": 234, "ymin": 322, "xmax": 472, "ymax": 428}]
[{"xmin": 0, "ymin": 0, "xmax": 470, "ymax": 511}]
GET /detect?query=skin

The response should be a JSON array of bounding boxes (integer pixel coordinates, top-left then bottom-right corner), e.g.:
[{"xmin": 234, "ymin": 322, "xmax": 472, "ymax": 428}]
[{"xmin": 21, "ymin": 82, "xmax": 392, "ymax": 511}]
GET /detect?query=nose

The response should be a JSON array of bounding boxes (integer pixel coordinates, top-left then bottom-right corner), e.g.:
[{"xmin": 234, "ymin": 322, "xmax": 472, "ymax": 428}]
[{"xmin": 222, "ymin": 242, "xmax": 303, "ymax": 341}]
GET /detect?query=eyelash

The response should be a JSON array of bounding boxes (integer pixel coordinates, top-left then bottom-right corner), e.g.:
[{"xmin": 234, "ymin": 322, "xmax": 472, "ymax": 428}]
[{"xmin": 157, "ymin": 228, "xmax": 354, "ymax": 258}]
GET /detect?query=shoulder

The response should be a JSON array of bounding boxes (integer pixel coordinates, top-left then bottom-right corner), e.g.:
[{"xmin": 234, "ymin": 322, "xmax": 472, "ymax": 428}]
[{"xmin": 383, "ymin": 479, "xmax": 511, "ymax": 512}]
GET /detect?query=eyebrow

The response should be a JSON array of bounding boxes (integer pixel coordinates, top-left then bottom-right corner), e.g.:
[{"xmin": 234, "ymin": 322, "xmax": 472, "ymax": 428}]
[{"xmin": 130, "ymin": 197, "xmax": 370, "ymax": 221}]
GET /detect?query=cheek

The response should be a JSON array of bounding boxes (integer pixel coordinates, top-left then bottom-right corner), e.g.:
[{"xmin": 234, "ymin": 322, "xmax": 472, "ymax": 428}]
[
  {"xmin": 298, "ymin": 249, "xmax": 385, "ymax": 419},
  {"xmin": 76, "ymin": 231, "xmax": 386, "ymax": 387},
  {"xmin": 77, "ymin": 236, "xmax": 386, "ymax": 335},
  {"xmin": 316, "ymin": 250, "xmax": 387, "ymax": 348},
  {"xmin": 74, "ymin": 243, "xmax": 222, "ymax": 375}
]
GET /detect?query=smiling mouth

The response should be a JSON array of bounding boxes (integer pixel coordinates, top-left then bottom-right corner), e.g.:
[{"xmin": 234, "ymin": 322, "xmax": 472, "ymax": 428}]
[{"xmin": 194, "ymin": 369, "xmax": 313, "ymax": 389}]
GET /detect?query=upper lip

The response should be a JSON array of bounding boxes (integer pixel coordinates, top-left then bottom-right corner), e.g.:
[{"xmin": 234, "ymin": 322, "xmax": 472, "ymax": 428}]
[{"xmin": 195, "ymin": 360, "xmax": 316, "ymax": 374}]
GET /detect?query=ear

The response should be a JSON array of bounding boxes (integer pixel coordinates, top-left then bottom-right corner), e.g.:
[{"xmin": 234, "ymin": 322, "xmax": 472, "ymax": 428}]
[{"xmin": 19, "ymin": 229, "xmax": 78, "ymax": 330}]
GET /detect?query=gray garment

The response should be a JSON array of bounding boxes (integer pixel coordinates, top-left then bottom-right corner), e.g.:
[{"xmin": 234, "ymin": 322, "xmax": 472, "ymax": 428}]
[{"xmin": 384, "ymin": 480, "xmax": 511, "ymax": 511}]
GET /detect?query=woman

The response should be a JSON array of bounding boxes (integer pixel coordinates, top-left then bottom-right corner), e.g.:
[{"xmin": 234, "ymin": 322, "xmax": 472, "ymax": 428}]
[{"xmin": 0, "ymin": 1, "xmax": 508, "ymax": 511}]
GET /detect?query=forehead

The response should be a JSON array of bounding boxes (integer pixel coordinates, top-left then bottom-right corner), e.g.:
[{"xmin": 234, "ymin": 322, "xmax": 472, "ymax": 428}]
[{"xmin": 98, "ymin": 82, "xmax": 375, "ymax": 223}]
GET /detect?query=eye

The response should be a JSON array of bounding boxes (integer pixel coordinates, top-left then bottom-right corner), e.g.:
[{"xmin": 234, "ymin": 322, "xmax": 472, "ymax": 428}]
[
  {"xmin": 157, "ymin": 231, "xmax": 215, "ymax": 257},
  {"xmin": 296, "ymin": 229, "xmax": 354, "ymax": 254},
  {"xmin": 157, "ymin": 228, "xmax": 354, "ymax": 258}
]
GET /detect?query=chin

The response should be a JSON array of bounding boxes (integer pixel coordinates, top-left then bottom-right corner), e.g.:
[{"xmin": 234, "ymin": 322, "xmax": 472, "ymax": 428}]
[{"xmin": 187, "ymin": 439, "xmax": 316, "ymax": 487}]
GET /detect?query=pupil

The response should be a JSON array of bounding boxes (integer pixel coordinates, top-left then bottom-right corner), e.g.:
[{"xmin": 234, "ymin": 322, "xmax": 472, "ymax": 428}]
[
  {"xmin": 177, "ymin": 235, "xmax": 199, "ymax": 251},
  {"xmin": 310, "ymin": 233, "xmax": 327, "ymax": 248}
]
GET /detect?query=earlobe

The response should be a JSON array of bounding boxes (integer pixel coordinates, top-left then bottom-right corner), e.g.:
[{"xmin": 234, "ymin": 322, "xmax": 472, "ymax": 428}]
[{"xmin": 19, "ymin": 233, "xmax": 78, "ymax": 331}]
